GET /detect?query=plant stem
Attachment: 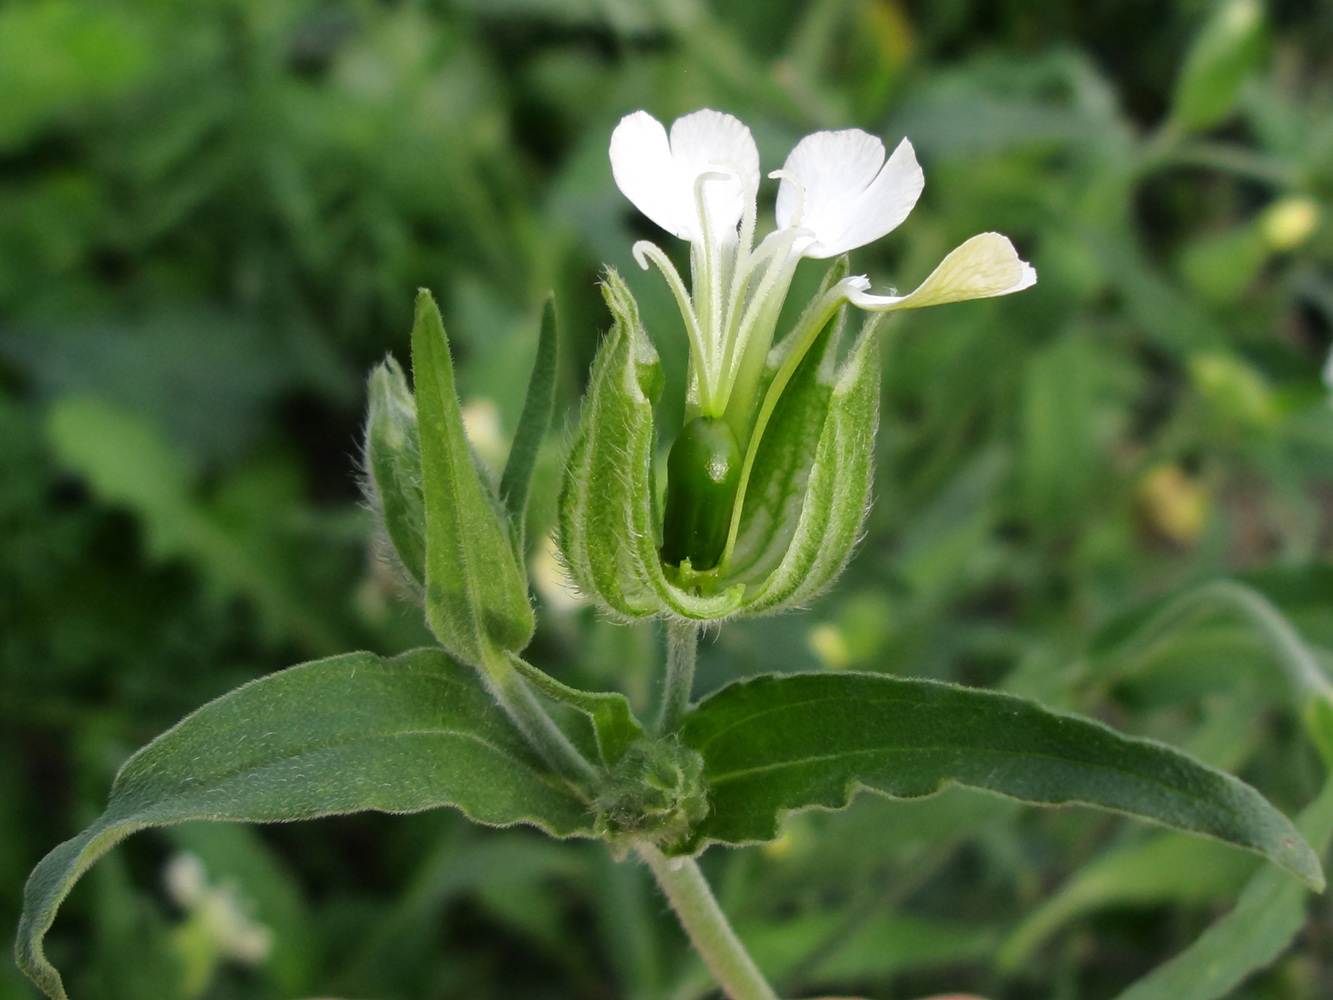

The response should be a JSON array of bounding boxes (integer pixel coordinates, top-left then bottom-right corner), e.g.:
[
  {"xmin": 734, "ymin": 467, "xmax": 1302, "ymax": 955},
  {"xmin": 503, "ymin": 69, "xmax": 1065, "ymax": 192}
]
[
  {"xmin": 660, "ymin": 619, "xmax": 700, "ymax": 734},
  {"xmin": 490, "ymin": 658, "xmax": 599, "ymax": 792},
  {"xmin": 636, "ymin": 844, "xmax": 779, "ymax": 1000}
]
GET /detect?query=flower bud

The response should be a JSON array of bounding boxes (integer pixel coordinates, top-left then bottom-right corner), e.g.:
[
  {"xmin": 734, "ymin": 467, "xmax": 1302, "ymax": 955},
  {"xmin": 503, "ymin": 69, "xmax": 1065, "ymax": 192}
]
[{"xmin": 363, "ymin": 356, "xmax": 426, "ymax": 589}]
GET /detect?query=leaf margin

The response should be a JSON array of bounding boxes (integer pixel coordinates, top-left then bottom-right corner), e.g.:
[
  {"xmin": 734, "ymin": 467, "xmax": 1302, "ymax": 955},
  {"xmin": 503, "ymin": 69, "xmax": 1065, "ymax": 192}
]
[
  {"xmin": 15, "ymin": 646, "xmax": 593, "ymax": 1000},
  {"xmin": 677, "ymin": 670, "xmax": 1323, "ymax": 891}
]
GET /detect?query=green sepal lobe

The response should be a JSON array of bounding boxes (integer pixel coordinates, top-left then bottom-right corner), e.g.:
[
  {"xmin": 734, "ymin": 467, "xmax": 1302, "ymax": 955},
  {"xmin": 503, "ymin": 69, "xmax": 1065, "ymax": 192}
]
[{"xmin": 556, "ymin": 269, "xmax": 745, "ymax": 620}]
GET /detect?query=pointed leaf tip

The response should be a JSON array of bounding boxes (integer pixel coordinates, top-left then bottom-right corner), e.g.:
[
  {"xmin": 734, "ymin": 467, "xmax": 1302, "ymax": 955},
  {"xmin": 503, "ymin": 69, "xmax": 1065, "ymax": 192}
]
[
  {"xmin": 410, "ymin": 288, "xmax": 534, "ymax": 667},
  {"xmin": 680, "ymin": 672, "xmax": 1324, "ymax": 890},
  {"xmin": 500, "ymin": 293, "xmax": 560, "ymax": 548},
  {"xmin": 15, "ymin": 648, "xmax": 592, "ymax": 1000}
]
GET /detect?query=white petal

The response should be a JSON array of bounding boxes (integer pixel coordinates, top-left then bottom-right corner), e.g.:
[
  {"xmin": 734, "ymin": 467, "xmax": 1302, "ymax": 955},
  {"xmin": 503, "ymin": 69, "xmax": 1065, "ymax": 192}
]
[
  {"xmin": 610, "ymin": 111, "xmax": 691, "ymax": 239},
  {"xmin": 846, "ymin": 233, "xmax": 1037, "ymax": 311},
  {"xmin": 777, "ymin": 131, "xmax": 924, "ymax": 258},
  {"xmin": 669, "ymin": 109, "xmax": 760, "ymax": 242},
  {"xmin": 609, "ymin": 109, "xmax": 759, "ymax": 245}
]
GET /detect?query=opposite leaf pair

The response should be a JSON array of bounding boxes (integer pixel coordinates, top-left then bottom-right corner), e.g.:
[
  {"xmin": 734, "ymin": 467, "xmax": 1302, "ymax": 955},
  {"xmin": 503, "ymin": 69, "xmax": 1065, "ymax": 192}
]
[{"xmin": 17, "ymin": 286, "xmax": 1328, "ymax": 1000}]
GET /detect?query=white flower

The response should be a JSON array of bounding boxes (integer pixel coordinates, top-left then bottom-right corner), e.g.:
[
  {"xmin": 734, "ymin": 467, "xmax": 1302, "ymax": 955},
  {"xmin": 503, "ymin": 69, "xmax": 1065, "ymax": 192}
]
[
  {"xmin": 608, "ymin": 108, "xmax": 1035, "ymax": 430},
  {"xmin": 610, "ymin": 109, "xmax": 759, "ymax": 246},
  {"xmin": 775, "ymin": 129, "xmax": 924, "ymax": 259}
]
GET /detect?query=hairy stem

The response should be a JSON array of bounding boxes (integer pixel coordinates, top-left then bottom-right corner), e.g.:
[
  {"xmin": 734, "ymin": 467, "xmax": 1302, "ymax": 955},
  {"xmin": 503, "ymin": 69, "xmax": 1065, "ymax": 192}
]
[
  {"xmin": 637, "ymin": 844, "xmax": 779, "ymax": 1000},
  {"xmin": 660, "ymin": 619, "xmax": 701, "ymax": 734},
  {"xmin": 490, "ymin": 658, "xmax": 599, "ymax": 792}
]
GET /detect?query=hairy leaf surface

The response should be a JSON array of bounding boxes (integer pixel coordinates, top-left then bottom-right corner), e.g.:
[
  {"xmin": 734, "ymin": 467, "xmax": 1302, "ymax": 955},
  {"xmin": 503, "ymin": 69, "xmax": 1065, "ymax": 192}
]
[
  {"xmin": 16, "ymin": 648, "xmax": 592, "ymax": 1000},
  {"xmin": 510, "ymin": 653, "xmax": 647, "ymax": 766},
  {"xmin": 411, "ymin": 289, "xmax": 534, "ymax": 664},
  {"xmin": 678, "ymin": 671, "xmax": 1322, "ymax": 889}
]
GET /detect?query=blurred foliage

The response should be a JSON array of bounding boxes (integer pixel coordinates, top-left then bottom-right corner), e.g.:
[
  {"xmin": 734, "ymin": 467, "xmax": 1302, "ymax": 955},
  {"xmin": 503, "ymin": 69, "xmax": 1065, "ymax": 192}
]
[{"xmin": 5, "ymin": 0, "xmax": 1333, "ymax": 998}]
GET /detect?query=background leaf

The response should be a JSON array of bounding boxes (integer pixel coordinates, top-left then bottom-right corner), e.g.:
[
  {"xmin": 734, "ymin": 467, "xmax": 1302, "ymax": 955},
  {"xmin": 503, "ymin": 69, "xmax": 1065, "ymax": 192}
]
[
  {"xmin": 46, "ymin": 396, "xmax": 348, "ymax": 653},
  {"xmin": 1111, "ymin": 774, "xmax": 1333, "ymax": 1000},
  {"xmin": 996, "ymin": 831, "xmax": 1258, "ymax": 969},
  {"xmin": 1171, "ymin": 0, "xmax": 1267, "ymax": 132}
]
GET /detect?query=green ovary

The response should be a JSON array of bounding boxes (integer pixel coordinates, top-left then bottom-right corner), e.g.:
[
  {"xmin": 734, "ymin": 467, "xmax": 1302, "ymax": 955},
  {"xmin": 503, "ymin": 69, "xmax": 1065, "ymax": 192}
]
[{"xmin": 661, "ymin": 416, "xmax": 743, "ymax": 572}]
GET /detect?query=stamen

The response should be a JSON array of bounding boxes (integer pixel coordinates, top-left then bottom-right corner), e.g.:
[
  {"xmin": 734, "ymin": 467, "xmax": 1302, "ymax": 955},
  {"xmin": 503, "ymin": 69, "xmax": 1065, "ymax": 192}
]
[
  {"xmin": 716, "ymin": 284, "xmax": 849, "ymax": 574},
  {"xmin": 717, "ymin": 226, "xmax": 813, "ymax": 405},
  {"xmin": 632, "ymin": 239, "xmax": 715, "ymax": 409},
  {"xmin": 692, "ymin": 169, "xmax": 732, "ymax": 385},
  {"xmin": 726, "ymin": 158, "xmax": 758, "ymax": 257}
]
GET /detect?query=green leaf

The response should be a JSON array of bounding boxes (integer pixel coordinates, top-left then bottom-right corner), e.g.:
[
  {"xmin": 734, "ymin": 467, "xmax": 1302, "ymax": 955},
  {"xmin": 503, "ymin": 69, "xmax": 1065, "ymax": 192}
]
[
  {"xmin": 16, "ymin": 647, "xmax": 594, "ymax": 1000},
  {"xmin": 1171, "ymin": 0, "xmax": 1266, "ymax": 132},
  {"xmin": 1091, "ymin": 579, "xmax": 1333, "ymax": 707},
  {"xmin": 364, "ymin": 355, "xmax": 427, "ymax": 588},
  {"xmin": 509, "ymin": 654, "xmax": 647, "ymax": 766},
  {"xmin": 499, "ymin": 293, "xmax": 560, "ymax": 549},
  {"xmin": 0, "ymin": 0, "xmax": 152, "ymax": 150},
  {"xmin": 411, "ymin": 289, "xmax": 534, "ymax": 666},
  {"xmin": 1178, "ymin": 223, "xmax": 1270, "ymax": 305},
  {"xmin": 557, "ymin": 270, "xmax": 744, "ymax": 620},
  {"xmin": 677, "ymin": 672, "xmax": 1323, "ymax": 890},
  {"xmin": 1111, "ymin": 773, "xmax": 1333, "ymax": 1000},
  {"xmin": 1019, "ymin": 332, "xmax": 1103, "ymax": 529}
]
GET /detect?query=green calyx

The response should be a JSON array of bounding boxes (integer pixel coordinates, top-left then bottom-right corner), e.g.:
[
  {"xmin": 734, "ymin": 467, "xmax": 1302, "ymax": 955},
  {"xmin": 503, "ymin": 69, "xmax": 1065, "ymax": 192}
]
[
  {"xmin": 594, "ymin": 736, "xmax": 709, "ymax": 850},
  {"xmin": 556, "ymin": 267, "xmax": 881, "ymax": 622}
]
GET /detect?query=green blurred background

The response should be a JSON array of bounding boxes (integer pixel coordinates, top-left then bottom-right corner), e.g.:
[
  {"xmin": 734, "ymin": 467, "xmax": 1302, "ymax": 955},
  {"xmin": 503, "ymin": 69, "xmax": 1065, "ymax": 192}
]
[{"xmin": 4, "ymin": 0, "xmax": 1333, "ymax": 997}]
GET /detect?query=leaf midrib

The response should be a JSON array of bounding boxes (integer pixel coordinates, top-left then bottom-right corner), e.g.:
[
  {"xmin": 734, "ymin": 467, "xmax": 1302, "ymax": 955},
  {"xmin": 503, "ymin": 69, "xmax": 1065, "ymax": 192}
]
[
  {"xmin": 693, "ymin": 687, "xmax": 1245, "ymax": 826},
  {"xmin": 116, "ymin": 726, "xmax": 560, "ymax": 817}
]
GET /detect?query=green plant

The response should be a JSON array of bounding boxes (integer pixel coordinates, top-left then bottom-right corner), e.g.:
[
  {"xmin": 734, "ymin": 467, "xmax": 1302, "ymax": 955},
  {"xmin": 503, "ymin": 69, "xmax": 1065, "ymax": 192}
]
[{"xmin": 14, "ymin": 106, "xmax": 1331, "ymax": 1000}]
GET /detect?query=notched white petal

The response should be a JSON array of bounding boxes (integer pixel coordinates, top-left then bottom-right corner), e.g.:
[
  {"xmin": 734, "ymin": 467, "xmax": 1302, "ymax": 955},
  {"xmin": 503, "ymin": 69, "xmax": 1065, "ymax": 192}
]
[
  {"xmin": 610, "ymin": 111, "xmax": 690, "ymax": 239},
  {"xmin": 671, "ymin": 109, "xmax": 759, "ymax": 244},
  {"xmin": 777, "ymin": 130, "xmax": 925, "ymax": 259},
  {"xmin": 609, "ymin": 108, "xmax": 759, "ymax": 245},
  {"xmin": 847, "ymin": 233, "xmax": 1037, "ymax": 312}
]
